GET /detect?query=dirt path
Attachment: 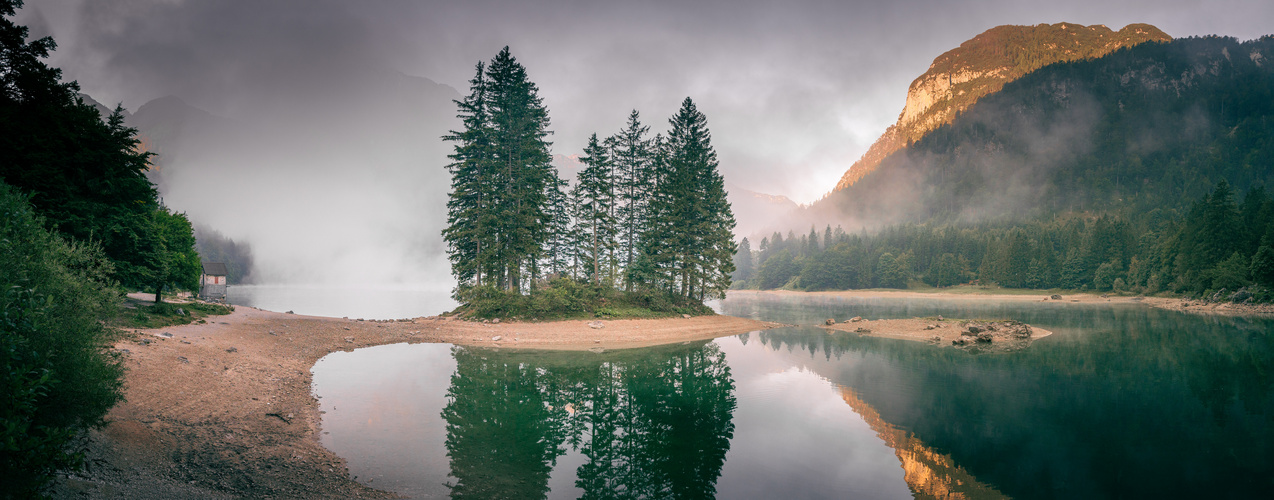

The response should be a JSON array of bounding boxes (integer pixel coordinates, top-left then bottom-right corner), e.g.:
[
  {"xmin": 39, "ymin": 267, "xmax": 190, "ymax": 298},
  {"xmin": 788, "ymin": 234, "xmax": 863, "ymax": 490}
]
[{"xmin": 53, "ymin": 307, "xmax": 781, "ymax": 499}]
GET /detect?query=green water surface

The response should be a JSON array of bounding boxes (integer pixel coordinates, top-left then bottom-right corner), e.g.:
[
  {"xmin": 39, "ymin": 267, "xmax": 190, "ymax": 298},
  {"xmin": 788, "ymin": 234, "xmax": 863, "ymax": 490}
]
[{"xmin": 311, "ymin": 293, "xmax": 1274, "ymax": 499}]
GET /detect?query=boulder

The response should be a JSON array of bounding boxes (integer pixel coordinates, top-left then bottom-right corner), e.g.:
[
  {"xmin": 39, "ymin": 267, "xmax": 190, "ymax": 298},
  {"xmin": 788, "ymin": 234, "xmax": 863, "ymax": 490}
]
[
  {"xmin": 1050, "ymin": 294, "xmax": 1062, "ymax": 300},
  {"xmin": 682, "ymin": 314, "xmax": 692, "ymax": 319},
  {"xmin": 854, "ymin": 327, "xmax": 872, "ymax": 333},
  {"xmin": 849, "ymin": 316, "xmax": 863, "ymax": 322},
  {"xmin": 825, "ymin": 318, "xmax": 836, "ymax": 325},
  {"xmin": 966, "ymin": 325, "xmax": 984, "ymax": 334},
  {"xmin": 976, "ymin": 332, "xmax": 994, "ymax": 343},
  {"xmin": 588, "ymin": 321, "xmax": 605, "ymax": 329}
]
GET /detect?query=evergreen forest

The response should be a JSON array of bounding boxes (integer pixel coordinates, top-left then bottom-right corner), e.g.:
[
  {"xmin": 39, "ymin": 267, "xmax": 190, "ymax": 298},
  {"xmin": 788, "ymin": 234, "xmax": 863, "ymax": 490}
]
[
  {"xmin": 740, "ymin": 35, "xmax": 1274, "ymax": 302},
  {"xmin": 442, "ymin": 48, "xmax": 736, "ymax": 317}
]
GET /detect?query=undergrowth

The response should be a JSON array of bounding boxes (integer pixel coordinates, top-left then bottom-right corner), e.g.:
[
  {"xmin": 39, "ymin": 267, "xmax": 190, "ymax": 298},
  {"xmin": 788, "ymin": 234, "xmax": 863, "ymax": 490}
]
[
  {"xmin": 451, "ymin": 278, "xmax": 714, "ymax": 321},
  {"xmin": 111, "ymin": 299, "xmax": 234, "ymax": 329}
]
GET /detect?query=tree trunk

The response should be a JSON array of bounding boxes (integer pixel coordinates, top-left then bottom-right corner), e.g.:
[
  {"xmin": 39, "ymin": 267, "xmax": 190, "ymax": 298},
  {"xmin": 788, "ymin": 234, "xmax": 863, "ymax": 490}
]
[{"xmin": 154, "ymin": 284, "xmax": 163, "ymax": 304}]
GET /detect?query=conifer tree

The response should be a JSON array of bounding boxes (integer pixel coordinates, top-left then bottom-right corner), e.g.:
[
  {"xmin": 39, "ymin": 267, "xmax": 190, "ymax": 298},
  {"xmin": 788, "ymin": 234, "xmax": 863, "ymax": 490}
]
[
  {"xmin": 541, "ymin": 167, "xmax": 573, "ymax": 278},
  {"xmin": 609, "ymin": 110, "xmax": 653, "ymax": 288},
  {"xmin": 485, "ymin": 47, "xmax": 554, "ymax": 291},
  {"xmin": 574, "ymin": 134, "xmax": 618, "ymax": 285},
  {"xmin": 733, "ymin": 237, "xmax": 754, "ymax": 285},
  {"xmin": 644, "ymin": 98, "xmax": 736, "ymax": 300},
  {"xmin": 442, "ymin": 62, "xmax": 495, "ymax": 287}
]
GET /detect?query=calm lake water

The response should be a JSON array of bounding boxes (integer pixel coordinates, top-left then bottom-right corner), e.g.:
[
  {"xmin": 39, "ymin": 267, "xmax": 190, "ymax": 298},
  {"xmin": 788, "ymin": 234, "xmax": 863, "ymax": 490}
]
[
  {"xmin": 311, "ymin": 293, "xmax": 1274, "ymax": 499},
  {"xmin": 228, "ymin": 284, "xmax": 456, "ymax": 319}
]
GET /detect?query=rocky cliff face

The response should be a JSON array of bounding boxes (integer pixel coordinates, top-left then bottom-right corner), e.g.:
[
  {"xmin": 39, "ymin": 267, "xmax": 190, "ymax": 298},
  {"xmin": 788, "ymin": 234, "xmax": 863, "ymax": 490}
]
[{"xmin": 833, "ymin": 22, "xmax": 1170, "ymax": 192}]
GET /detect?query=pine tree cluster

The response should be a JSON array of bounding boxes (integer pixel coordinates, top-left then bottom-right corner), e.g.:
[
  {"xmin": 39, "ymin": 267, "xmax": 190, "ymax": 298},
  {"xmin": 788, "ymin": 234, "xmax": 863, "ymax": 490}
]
[{"xmin": 443, "ymin": 48, "xmax": 736, "ymax": 304}]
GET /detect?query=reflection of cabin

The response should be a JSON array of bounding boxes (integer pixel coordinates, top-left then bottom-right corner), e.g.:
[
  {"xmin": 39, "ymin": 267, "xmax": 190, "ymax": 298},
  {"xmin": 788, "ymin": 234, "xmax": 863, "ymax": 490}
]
[{"xmin": 201, "ymin": 262, "xmax": 228, "ymax": 302}]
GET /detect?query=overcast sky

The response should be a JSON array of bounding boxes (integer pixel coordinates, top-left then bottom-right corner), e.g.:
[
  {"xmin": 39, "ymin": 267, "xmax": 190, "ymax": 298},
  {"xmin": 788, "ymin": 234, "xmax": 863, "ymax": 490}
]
[{"xmin": 18, "ymin": 0, "xmax": 1274, "ymax": 204}]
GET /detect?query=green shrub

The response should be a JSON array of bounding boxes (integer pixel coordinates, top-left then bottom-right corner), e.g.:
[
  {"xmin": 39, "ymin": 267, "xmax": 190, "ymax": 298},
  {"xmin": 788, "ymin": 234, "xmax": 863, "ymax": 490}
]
[
  {"xmin": 453, "ymin": 277, "xmax": 712, "ymax": 320},
  {"xmin": 1, "ymin": 182, "xmax": 124, "ymax": 496}
]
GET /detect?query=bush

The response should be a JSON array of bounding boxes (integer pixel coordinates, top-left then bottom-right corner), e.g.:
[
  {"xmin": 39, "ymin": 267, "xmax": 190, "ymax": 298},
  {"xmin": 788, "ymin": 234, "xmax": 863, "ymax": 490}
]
[
  {"xmin": 1, "ymin": 183, "xmax": 124, "ymax": 496},
  {"xmin": 453, "ymin": 277, "xmax": 711, "ymax": 320}
]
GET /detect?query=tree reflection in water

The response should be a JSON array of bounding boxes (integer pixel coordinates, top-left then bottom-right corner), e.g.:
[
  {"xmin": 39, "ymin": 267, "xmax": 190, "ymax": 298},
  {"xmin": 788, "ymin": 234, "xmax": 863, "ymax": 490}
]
[{"xmin": 441, "ymin": 341, "xmax": 736, "ymax": 499}]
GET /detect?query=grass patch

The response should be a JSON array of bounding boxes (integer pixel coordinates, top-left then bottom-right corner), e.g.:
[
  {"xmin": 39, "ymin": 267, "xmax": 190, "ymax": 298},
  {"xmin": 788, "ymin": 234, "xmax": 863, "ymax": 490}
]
[
  {"xmin": 451, "ymin": 278, "xmax": 715, "ymax": 321},
  {"xmin": 111, "ymin": 298, "xmax": 234, "ymax": 329}
]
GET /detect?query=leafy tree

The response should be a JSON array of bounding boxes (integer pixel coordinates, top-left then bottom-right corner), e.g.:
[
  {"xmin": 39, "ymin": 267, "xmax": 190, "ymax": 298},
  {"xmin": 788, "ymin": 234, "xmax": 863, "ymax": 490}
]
[
  {"xmin": 757, "ymin": 250, "xmax": 799, "ymax": 289},
  {"xmin": 1208, "ymin": 252, "xmax": 1250, "ymax": 291},
  {"xmin": 150, "ymin": 205, "xmax": 202, "ymax": 302},
  {"xmin": 0, "ymin": 1, "xmax": 162, "ymax": 291},
  {"xmin": 1, "ymin": 182, "xmax": 123, "ymax": 496},
  {"xmin": 1251, "ymin": 246, "xmax": 1274, "ymax": 287},
  {"xmin": 876, "ymin": 252, "xmax": 908, "ymax": 288}
]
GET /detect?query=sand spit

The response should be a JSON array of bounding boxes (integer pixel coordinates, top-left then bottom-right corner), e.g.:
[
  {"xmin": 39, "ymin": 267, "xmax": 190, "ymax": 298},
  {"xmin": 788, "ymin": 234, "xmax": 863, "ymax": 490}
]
[
  {"xmin": 53, "ymin": 307, "xmax": 780, "ymax": 499},
  {"xmin": 820, "ymin": 316, "xmax": 1053, "ymax": 353}
]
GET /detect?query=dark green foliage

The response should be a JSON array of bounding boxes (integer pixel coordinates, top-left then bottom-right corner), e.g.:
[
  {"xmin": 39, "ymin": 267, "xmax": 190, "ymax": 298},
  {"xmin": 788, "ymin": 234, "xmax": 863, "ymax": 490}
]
[
  {"xmin": 442, "ymin": 341, "xmax": 735, "ymax": 498},
  {"xmin": 150, "ymin": 206, "xmax": 201, "ymax": 302},
  {"xmin": 0, "ymin": 17, "xmax": 157, "ymax": 289},
  {"xmin": 452, "ymin": 278, "xmax": 712, "ymax": 321},
  {"xmin": 757, "ymin": 250, "xmax": 799, "ymax": 290},
  {"xmin": 574, "ymin": 133, "xmax": 619, "ymax": 285},
  {"xmin": 442, "ymin": 48, "xmax": 555, "ymax": 291},
  {"xmin": 876, "ymin": 252, "xmax": 910, "ymax": 288},
  {"xmin": 642, "ymin": 98, "xmax": 736, "ymax": 300},
  {"xmin": 756, "ymin": 181, "xmax": 1274, "ymax": 301},
  {"xmin": 1252, "ymin": 246, "xmax": 1274, "ymax": 287},
  {"xmin": 1, "ymin": 181, "xmax": 123, "ymax": 496},
  {"xmin": 610, "ymin": 110, "xmax": 654, "ymax": 285}
]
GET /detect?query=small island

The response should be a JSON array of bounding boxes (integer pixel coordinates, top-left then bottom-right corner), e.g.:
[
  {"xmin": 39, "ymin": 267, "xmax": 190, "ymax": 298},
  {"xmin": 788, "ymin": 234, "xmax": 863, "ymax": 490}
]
[{"xmin": 820, "ymin": 315, "xmax": 1052, "ymax": 353}]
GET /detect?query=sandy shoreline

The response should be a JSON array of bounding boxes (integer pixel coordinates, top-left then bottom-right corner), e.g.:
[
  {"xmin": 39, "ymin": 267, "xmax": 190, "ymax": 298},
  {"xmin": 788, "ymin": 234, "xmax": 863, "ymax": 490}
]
[
  {"xmin": 54, "ymin": 307, "xmax": 782, "ymax": 499},
  {"xmin": 54, "ymin": 287, "xmax": 1269, "ymax": 498},
  {"xmin": 732, "ymin": 289, "xmax": 1274, "ymax": 317}
]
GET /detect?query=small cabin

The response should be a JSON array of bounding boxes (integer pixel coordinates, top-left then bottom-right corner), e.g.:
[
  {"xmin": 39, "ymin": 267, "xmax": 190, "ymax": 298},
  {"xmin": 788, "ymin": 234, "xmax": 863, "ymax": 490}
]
[{"xmin": 201, "ymin": 262, "xmax": 228, "ymax": 302}]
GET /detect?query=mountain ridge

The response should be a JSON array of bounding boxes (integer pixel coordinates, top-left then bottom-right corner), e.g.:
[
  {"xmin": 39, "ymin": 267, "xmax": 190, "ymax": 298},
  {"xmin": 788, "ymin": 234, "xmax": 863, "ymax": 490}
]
[{"xmin": 832, "ymin": 22, "xmax": 1171, "ymax": 192}]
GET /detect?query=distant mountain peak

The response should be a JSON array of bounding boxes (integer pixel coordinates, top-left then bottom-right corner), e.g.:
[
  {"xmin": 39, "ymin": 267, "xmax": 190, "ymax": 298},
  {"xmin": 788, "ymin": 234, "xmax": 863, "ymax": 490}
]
[{"xmin": 833, "ymin": 22, "xmax": 1170, "ymax": 192}]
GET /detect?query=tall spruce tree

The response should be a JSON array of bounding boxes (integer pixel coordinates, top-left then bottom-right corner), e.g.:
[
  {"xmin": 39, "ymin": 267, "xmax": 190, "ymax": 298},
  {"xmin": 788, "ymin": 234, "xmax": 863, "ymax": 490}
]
[
  {"xmin": 442, "ymin": 62, "xmax": 495, "ymax": 288},
  {"xmin": 443, "ymin": 47, "xmax": 554, "ymax": 293},
  {"xmin": 485, "ymin": 47, "xmax": 554, "ymax": 291},
  {"xmin": 541, "ymin": 167, "xmax": 573, "ymax": 278},
  {"xmin": 609, "ymin": 110, "xmax": 653, "ymax": 289},
  {"xmin": 644, "ymin": 98, "xmax": 736, "ymax": 300},
  {"xmin": 574, "ymin": 133, "xmax": 618, "ymax": 285}
]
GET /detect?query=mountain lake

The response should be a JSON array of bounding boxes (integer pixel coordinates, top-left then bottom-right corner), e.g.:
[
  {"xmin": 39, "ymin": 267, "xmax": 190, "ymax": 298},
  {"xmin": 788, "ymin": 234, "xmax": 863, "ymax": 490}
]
[{"xmin": 306, "ymin": 292, "xmax": 1273, "ymax": 499}]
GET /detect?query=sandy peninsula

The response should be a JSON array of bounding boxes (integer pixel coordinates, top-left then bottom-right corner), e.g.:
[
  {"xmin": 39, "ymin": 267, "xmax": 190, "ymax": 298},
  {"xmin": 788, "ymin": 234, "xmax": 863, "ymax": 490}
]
[{"xmin": 54, "ymin": 305, "xmax": 782, "ymax": 499}]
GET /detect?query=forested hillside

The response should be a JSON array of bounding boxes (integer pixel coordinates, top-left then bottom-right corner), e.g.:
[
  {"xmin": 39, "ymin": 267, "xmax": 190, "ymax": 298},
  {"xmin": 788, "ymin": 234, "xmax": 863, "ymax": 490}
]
[
  {"xmin": 833, "ymin": 22, "xmax": 1170, "ymax": 192},
  {"xmin": 742, "ymin": 35, "xmax": 1274, "ymax": 300},
  {"xmin": 816, "ymin": 35, "xmax": 1274, "ymax": 226}
]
